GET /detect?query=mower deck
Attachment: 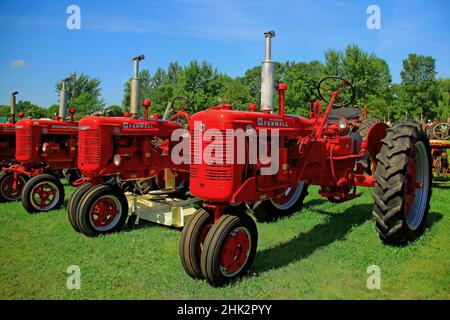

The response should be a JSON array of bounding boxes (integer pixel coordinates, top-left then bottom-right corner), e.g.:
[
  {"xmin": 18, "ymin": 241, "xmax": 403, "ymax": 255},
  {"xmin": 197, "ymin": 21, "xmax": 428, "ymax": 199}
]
[{"xmin": 126, "ymin": 193, "xmax": 197, "ymax": 228}]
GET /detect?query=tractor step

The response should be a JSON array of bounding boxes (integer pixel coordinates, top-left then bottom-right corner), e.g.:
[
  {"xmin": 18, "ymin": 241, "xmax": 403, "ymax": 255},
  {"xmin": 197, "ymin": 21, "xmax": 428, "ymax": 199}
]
[{"xmin": 126, "ymin": 193, "xmax": 198, "ymax": 228}]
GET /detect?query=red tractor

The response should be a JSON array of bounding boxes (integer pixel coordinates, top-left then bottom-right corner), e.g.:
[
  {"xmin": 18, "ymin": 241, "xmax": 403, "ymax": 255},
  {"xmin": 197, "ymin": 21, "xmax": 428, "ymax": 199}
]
[
  {"xmin": 0, "ymin": 79, "xmax": 80, "ymax": 212},
  {"xmin": 0, "ymin": 91, "xmax": 25, "ymax": 200},
  {"xmin": 68, "ymin": 55, "xmax": 190, "ymax": 237},
  {"xmin": 179, "ymin": 31, "xmax": 432, "ymax": 286}
]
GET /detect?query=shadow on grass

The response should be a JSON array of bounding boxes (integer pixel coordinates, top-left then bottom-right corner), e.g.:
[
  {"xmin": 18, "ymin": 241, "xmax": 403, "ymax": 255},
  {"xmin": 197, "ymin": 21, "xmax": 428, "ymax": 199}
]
[
  {"xmin": 252, "ymin": 204, "xmax": 373, "ymax": 274},
  {"xmin": 302, "ymin": 198, "xmax": 328, "ymax": 210},
  {"xmin": 426, "ymin": 211, "xmax": 443, "ymax": 228},
  {"xmin": 252, "ymin": 206, "xmax": 444, "ymax": 275}
]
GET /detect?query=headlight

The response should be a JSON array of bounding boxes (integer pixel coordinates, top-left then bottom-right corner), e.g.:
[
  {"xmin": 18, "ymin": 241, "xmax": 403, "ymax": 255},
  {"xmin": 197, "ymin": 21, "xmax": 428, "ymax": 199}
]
[
  {"xmin": 42, "ymin": 142, "xmax": 48, "ymax": 153},
  {"xmin": 113, "ymin": 154, "xmax": 122, "ymax": 167},
  {"xmin": 338, "ymin": 117, "xmax": 347, "ymax": 130}
]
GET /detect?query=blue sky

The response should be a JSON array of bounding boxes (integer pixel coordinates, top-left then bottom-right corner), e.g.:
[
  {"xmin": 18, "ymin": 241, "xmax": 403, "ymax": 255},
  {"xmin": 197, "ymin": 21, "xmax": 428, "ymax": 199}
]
[{"xmin": 0, "ymin": 0, "xmax": 449, "ymax": 107}]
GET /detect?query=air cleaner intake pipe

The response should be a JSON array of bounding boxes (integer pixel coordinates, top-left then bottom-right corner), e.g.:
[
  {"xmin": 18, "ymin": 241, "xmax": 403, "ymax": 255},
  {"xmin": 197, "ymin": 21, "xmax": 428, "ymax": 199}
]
[
  {"xmin": 59, "ymin": 78, "xmax": 70, "ymax": 121},
  {"xmin": 10, "ymin": 91, "xmax": 18, "ymax": 123},
  {"xmin": 260, "ymin": 30, "xmax": 275, "ymax": 113},
  {"xmin": 130, "ymin": 54, "xmax": 145, "ymax": 117}
]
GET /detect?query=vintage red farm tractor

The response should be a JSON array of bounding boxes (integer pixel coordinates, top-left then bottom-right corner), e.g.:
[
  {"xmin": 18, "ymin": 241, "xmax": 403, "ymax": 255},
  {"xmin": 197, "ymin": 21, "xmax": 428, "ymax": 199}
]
[
  {"xmin": 0, "ymin": 91, "xmax": 25, "ymax": 201},
  {"xmin": 68, "ymin": 55, "xmax": 190, "ymax": 237},
  {"xmin": 179, "ymin": 31, "xmax": 432, "ymax": 286},
  {"xmin": 0, "ymin": 79, "xmax": 79, "ymax": 212}
]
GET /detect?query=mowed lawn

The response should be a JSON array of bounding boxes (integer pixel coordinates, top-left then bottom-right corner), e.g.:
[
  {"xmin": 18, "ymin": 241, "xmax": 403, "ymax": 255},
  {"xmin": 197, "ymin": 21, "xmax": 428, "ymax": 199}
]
[{"xmin": 0, "ymin": 182, "xmax": 449, "ymax": 300}]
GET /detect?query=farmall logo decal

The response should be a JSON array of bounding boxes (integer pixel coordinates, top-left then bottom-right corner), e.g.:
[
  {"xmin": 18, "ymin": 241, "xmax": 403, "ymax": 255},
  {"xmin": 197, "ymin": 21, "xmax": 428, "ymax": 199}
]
[
  {"xmin": 0, "ymin": 126, "xmax": 15, "ymax": 130},
  {"xmin": 123, "ymin": 122, "xmax": 154, "ymax": 129},
  {"xmin": 257, "ymin": 117, "xmax": 288, "ymax": 127},
  {"xmin": 51, "ymin": 125, "xmax": 78, "ymax": 130}
]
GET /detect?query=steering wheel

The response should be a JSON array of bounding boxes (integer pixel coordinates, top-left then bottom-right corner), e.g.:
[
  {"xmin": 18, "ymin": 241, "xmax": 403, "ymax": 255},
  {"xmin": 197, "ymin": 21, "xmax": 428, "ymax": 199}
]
[
  {"xmin": 317, "ymin": 76, "xmax": 356, "ymax": 108},
  {"xmin": 163, "ymin": 96, "xmax": 191, "ymax": 127}
]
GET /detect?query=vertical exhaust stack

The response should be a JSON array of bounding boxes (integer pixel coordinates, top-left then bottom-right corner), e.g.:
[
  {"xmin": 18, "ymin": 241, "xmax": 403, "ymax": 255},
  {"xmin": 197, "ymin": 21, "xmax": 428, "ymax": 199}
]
[
  {"xmin": 10, "ymin": 91, "xmax": 18, "ymax": 123},
  {"xmin": 130, "ymin": 55, "xmax": 145, "ymax": 117},
  {"xmin": 260, "ymin": 31, "xmax": 275, "ymax": 113},
  {"xmin": 59, "ymin": 78, "xmax": 70, "ymax": 121}
]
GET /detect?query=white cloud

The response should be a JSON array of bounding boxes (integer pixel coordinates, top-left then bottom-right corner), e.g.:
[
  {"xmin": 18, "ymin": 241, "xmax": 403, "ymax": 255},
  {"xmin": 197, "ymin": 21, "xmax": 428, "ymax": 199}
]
[{"xmin": 10, "ymin": 59, "xmax": 27, "ymax": 69}]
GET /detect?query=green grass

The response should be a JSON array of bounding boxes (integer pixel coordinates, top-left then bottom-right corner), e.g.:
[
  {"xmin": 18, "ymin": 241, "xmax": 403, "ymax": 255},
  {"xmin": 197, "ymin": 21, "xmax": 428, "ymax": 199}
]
[{"xmin": 0, "ymin": 182, "xmax": 449, "ymax": 300}]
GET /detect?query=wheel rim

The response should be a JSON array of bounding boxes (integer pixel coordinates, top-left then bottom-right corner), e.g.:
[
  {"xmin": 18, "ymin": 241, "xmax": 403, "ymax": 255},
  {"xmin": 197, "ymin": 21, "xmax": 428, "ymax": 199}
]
[
  {"xmin": 89, "ymin": 195, "xmax": 122, "ymax": 231},
  {"xmin": 219, "ymin": 226, "xmax": 251, "ymax": 278},
  {"xmin": 404, "ymin": 141, "xmax": 430, "ymax": 230},
  {"xmin": 1, "ymin": 174, "xmax": 26, "ymax": 201},
  {"xmin": 30, "ymin": 181, "xmax": 60, "ymax": 210},
  {"xmin": 270, "ymin": 181, "xmax": 305, "ymax": 210}
]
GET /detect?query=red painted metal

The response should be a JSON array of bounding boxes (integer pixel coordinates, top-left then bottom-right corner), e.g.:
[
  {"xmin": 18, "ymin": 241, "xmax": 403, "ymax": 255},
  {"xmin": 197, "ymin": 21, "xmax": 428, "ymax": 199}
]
[
  {"xmin": 31, "ymin": 182, "xmax": 57, "ymax": 209},
  {"xmin": 1, "ymin": 117, "xmax": 78, "ymax": 194},
  {"xmin": 77, "ymin": 104, "xmax": 189, "ymax": 184},
  {"xmin": 220, "ymin": 228, "xmax": 251, "ymax": 275},
  {"xmin": 189, "ymin": 79, "xmax": 388, "ymax": 223},
  {"xmin": 90, "ymin": 197, "xmax": 118, "ymax": 228},
  {"xmin": 0, "ymin": 123, "xmax": 16, "ymax": 165}
]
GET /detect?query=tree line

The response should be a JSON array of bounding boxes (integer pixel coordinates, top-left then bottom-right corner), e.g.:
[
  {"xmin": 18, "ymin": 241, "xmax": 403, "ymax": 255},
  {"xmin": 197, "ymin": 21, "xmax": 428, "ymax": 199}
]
[{"xmin": 1, "ymin": 45, "xmax": 449, "ymax": 122}]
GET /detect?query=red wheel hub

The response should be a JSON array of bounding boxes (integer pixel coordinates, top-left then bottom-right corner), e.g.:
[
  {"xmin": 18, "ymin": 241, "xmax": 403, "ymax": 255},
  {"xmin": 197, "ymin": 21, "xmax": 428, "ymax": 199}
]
[
  {"xmin": 1, "ymin": 175, "xmax": 24, "ymax": 200},
  {"xmin": 404, "ymin": 157, "xmax": 423, "ymax": 216},
  {"xmin": 31, "ymin": 182, "xmax": 57, "ymax": 209},
  {"xmin": 220, "ymin": 227, "xmax": 251, "ymax": 276},
  {"xmin": 90, "ymin": 197, "xmax": 118, "ymax": 228}
]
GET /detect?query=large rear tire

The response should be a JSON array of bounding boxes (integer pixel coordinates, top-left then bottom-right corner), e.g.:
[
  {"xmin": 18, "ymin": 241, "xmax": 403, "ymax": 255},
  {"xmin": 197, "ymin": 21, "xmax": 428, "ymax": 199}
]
[
  {"xmin": 76, "ymin": 184, "xmax": 128, "ymax": 237},
  {"xmin": 200, "ymin": 213, "xmax": 258, "ymax": 287},
  {"xmin": 251, "ymin": 181, "xmax": 308, "ymax": 222},
  {"xmin": 179, "ymin": 208, "xmax": 214, "ymax": 279},
  {"xmin": 372, "ymin": 121, "xmax": 432, "ymax": 245},
  {"xmin": 67, "ymin": 182, "xmax": 93, "ymax": 232},
  {"xmin": 21, "ymin": 174, "xmax": 64, "ymax": 213}
]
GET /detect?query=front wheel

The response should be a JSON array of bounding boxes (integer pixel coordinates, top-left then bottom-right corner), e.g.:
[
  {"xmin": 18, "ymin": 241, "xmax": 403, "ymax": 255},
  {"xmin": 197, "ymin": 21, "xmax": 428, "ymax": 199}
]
[
  {"xmin": 67, "ymin": 182, "xmax": 93, "ymax": 232},
  {"xmin": 373, "ymin": 121, "xmax": 432, "ymax": 244},
  {"xmin": 200, "ymin": 213, "xmax": 258, "ymax": 287},
  {"xmin": 76, "ymin": 184, "xmax": 128, "ymax": 237},
  {"xmin": 179, "ymin": 208, "xmax": 213, "ymax": 279},
  {"xmin": 0, "ymin": 172, "xmax": 27, "ymax": 202},
  {"xmin": 22, "ymin": 174, "xmax": 64, "ymax": 213}
]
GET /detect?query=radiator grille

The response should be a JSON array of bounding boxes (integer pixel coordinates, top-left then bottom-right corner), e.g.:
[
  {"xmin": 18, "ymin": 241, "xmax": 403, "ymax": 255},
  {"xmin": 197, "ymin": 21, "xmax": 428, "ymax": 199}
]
[
  {"xmin": 190, "ymin": 129, "xmax": 233, "ymax": 181},
  {"xmin": 79, "ymin": 129, "xmax": 101, "ymax": 165},
  {"xmin": 16, "ymin": 128, "xmax": 32, "ymax": 158}
]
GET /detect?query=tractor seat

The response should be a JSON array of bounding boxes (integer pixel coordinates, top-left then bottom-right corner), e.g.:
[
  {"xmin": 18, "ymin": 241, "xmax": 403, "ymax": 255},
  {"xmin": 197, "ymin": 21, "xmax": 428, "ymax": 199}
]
[{"xmin": 328, "ymin": 107, "xmax": 361, "ymax": 121}]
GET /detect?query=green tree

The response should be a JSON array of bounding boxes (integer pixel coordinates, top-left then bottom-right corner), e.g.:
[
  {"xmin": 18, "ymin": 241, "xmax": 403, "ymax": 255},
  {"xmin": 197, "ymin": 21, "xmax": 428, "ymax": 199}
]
[
  {"xmin": 324, "ymin": 45, "xmax": 392, "ymax": 119},
  {"xmin": 434, "ymin": 78, "xmax": 450, "ymax": 120},
  {"xmin": 284, "ymin": 60, "xmax": 326, "ymax": 116},
  {"xmin": 56, "ymin": 73, "xmax": 105, "ymax": 118},
  {"xmin": 393, "ymin": 53, "xmax": 438, "ymax": 120}
]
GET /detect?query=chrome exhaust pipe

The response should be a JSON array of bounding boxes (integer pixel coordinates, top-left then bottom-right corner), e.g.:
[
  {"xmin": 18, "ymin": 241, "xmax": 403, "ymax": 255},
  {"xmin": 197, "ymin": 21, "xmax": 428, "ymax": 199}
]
[
  {"xmin": 260, "ymin": 31, "xmax": 275, "ymax": 113},
  {"xmin": 130, "ymin": 55, "xmax": 145, "ymax": 117},
  {"xmin": 59, "ymin": 78, "xmax": 70, "ymax": 120},
  {"xmin": 10, "ymin": 91, "xmax": 18, "ymax": 123}
]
